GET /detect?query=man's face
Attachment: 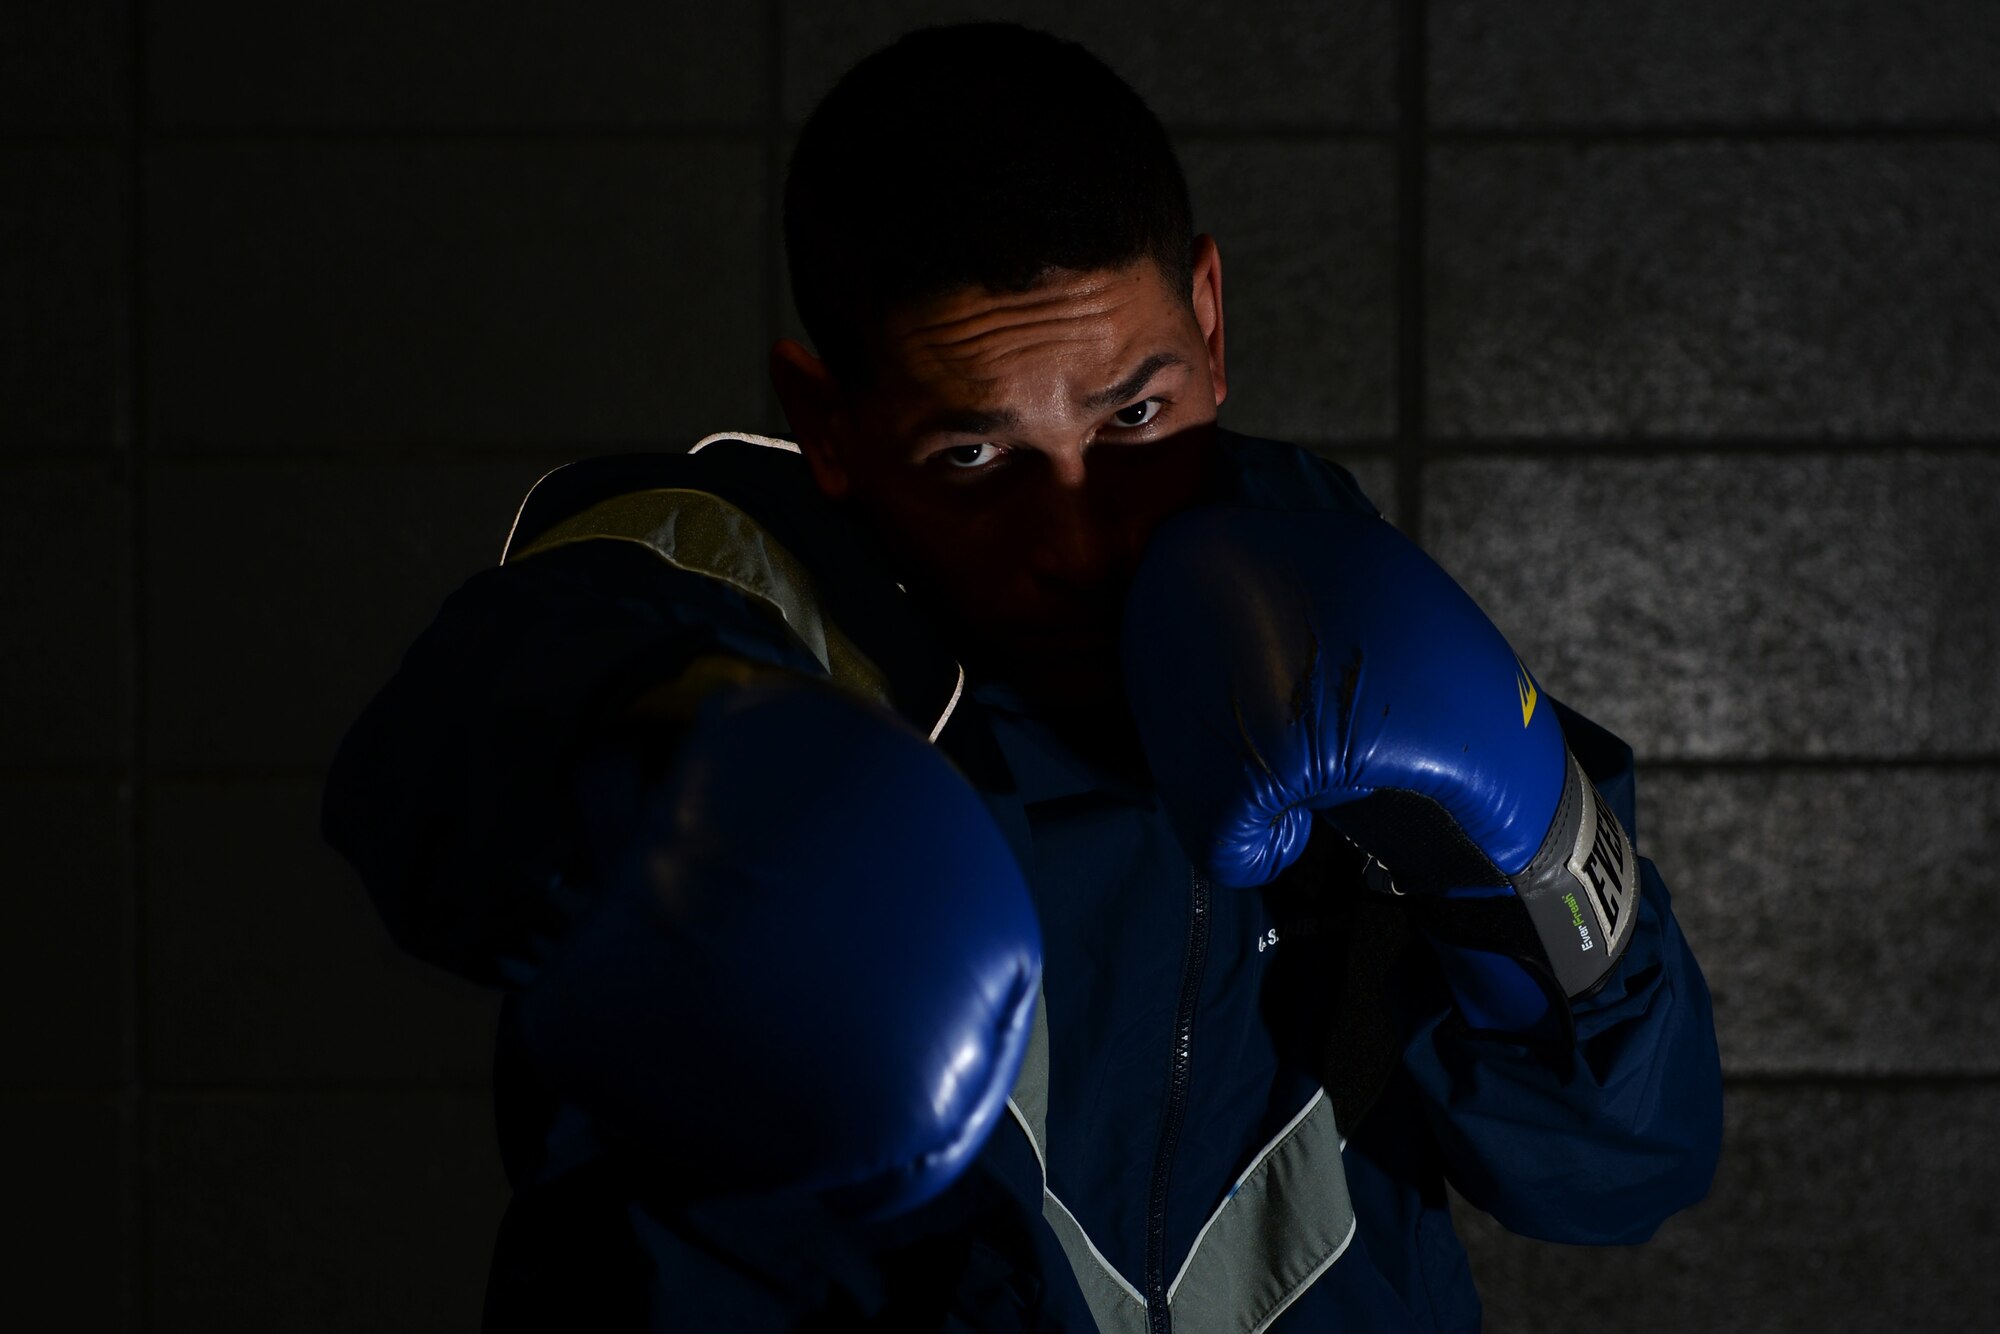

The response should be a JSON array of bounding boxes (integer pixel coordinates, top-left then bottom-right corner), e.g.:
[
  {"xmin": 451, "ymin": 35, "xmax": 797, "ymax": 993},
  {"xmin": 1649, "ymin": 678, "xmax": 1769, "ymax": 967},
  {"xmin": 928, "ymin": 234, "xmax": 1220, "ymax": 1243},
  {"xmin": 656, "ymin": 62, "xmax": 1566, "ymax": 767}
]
[{"xmin": 772, "ymin": 238, "xmax": 1229, "ymax": 715}]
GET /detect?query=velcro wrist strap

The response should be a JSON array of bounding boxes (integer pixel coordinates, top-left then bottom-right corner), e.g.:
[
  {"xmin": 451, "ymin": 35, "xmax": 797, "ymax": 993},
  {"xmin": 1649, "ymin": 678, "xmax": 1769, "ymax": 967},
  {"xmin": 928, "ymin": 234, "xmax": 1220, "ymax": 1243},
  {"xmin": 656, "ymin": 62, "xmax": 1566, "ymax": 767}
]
[{"xmin": 1509, "ymin": 746, "xmax": 1640, "ymax": 996}]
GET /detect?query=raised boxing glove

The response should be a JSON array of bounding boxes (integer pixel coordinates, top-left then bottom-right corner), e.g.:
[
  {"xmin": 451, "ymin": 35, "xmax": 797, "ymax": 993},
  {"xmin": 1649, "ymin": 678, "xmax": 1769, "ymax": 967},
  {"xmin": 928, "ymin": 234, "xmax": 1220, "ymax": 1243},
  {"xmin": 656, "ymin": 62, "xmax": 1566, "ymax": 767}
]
[
  {"xmin": 1120, "ymin": 506, "xmax": 1639, "ymax": 1044},
  {"xmin": 515, "ymin": 659, "xmax": 1042, "ymax": 1221}
]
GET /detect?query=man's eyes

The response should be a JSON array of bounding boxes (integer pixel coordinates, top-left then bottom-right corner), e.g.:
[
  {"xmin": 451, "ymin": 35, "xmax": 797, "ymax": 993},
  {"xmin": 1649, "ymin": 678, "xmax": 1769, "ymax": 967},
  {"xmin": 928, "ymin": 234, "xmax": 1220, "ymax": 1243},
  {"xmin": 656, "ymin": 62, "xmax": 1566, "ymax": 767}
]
[
  {"xmin": 930, "ymin": 398, "xmax": 1168, "ymax": 474},
  {"xmin": 940, "ymin": 442, "xmax": 1005, "ymax": 469},
  {"xmin": 1110, "ymin": 397, "xmax": 1164, "ymax": 429}
]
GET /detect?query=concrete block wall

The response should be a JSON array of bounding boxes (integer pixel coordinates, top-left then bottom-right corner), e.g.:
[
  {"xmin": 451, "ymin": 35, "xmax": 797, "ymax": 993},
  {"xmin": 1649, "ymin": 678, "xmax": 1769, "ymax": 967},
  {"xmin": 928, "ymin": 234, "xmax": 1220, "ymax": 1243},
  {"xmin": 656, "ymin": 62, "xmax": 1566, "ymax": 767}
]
[{"xmin": 4, "ymin": 3, "xmax": 1993, "ymax": 1329}]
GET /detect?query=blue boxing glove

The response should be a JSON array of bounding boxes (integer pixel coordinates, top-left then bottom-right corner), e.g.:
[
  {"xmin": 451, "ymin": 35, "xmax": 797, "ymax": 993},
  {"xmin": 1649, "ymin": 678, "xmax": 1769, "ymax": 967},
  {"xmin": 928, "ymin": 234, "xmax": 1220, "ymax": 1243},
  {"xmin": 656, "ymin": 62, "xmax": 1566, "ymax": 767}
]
[
  {"xmin": 515, "ymin": 659, "xmax": 1042, "ymax": 1221},
  {"xmin": 1120, "ymin": 507, "xmax": 1638, "ymax": 1045}
]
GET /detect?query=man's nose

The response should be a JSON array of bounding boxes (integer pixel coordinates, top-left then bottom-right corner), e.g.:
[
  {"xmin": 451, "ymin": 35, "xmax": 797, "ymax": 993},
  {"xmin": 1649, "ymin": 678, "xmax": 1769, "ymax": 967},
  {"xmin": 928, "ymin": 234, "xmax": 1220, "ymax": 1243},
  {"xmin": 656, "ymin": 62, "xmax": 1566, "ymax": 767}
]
[{"xmin": 1027, "ymin": 459, "xmax": 1124, "ymax": 593}]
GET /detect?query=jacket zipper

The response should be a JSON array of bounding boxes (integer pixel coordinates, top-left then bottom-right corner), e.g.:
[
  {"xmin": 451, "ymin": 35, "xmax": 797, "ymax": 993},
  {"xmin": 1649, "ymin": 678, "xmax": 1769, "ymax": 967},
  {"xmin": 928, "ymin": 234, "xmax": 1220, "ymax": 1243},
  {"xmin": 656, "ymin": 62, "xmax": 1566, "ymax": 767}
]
[{"xmin": 1144, "ymin": 865, "xmax": 1212, "ymax": 1334}]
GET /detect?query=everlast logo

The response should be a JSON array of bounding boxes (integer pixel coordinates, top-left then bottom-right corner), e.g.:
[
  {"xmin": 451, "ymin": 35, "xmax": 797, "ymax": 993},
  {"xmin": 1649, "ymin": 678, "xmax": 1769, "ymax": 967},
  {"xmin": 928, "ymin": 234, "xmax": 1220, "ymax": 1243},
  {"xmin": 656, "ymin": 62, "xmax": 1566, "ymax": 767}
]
[
  {"xmin": 1577, "ymin": 787, "xmax": 1628, "ymax": 934},
  {"xmin": 1566, "ymin": 777, "xmax": 1631, "ymax": 947}
]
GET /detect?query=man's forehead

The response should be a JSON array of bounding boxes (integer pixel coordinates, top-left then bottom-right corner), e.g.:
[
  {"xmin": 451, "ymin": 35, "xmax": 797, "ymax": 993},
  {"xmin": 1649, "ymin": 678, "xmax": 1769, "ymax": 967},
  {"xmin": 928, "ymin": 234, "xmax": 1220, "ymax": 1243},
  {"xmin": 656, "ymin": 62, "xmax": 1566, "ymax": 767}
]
[
  {"xmin": 870, "ymin": 263, "xmax": 1185, "ymax": 415},
  {"xmin": 886, "ymin": 265, "xmax": 1151, "ymax": 343}
]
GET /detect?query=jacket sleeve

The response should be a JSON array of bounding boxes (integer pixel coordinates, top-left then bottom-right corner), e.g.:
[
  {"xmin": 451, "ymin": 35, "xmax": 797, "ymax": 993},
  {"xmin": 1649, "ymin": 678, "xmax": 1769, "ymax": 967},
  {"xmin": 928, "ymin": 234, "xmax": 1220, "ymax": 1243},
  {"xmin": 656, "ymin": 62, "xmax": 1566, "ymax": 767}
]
[
  {"xmin": 1400, "ymin": 698, "xmax": 1725, "ymax": 1245},
  {"xmin": 320, "ymin": 536, "xmax": 821, "ymax": 990}
]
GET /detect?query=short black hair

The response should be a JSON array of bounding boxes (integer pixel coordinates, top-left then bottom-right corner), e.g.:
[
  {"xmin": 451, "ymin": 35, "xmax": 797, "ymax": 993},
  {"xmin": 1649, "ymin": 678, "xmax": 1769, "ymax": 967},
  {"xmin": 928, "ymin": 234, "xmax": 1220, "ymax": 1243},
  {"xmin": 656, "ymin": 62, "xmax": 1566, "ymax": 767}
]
[{"xmin": 784, "ymin": 22, "xmax": 1195, "ymax": 388}]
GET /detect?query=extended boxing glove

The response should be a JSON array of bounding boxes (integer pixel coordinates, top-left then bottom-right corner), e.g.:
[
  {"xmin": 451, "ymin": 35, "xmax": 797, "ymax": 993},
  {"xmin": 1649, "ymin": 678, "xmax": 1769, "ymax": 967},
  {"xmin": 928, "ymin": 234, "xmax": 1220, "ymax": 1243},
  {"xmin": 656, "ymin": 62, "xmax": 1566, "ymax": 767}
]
[
  {"xmin": 1120, "ymin": 506, "xmax": 1638, "ymax": 1044},
  {"xmin": 514, "ymin": 658, "xmax": 1042, "ymax": 1221}
]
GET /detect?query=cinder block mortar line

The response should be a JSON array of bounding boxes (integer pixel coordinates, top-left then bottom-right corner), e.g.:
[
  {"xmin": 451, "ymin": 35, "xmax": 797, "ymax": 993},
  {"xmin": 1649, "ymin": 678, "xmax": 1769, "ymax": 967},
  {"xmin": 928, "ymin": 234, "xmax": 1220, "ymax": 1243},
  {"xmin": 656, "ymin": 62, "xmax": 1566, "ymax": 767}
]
[
  {"xmin": 123, "ymin": 5, "xmax": 151, "ymax": 1328},
  {"xmin": 1641, "ymin": 754, "xmax": 2000, "ymax": 774},
  {"xmin": 1720, "ymin": 1072, "xmax": 2000, "ymax": 1090},
  {"xmin": 0, "ymin": 1088, "xmax": 140, "ymax": 1103},
  {"xmin": 124, "ymin": 764, "xmax": 332, "ymax": 784},
  {"xmin": 763, "ymin": 0, "xmax": 786, "ymax": 434},
  {"xmin": 0, "ymin": 129, "xmax": 121, "ymax": 146},
  {"xmin": 135, "ymin": 124, "xmax": 767, "ymax": 143},
  {"xmin": 140, "ymin": 442, "xmax": 677, "ymax": 464},
  {"xmin": 1393, "ymin": 0, "xmax": 1428, "ymax": 542},
  {"xmin": 0, "ymin": 765, "xmax": 134, "ymax": 783},
  {"xmin": 145, "ymin": 1082, "xmax": 496, "ymax": 1098},
  {"xmin": 1421, "ymin": 439, "xmax": 2000, "ymax": 459},
  {"xmin": 0, "ymin": 446, "xmax": 123, "ymax": 463},
  {"xmin": 1430, "ymin": 123, "xmax": 2000, "ymax": 144},
  {"xmin": 762, "ymin": 123, "xmax": 2000, "ymax": 145},
  {"xmin": 68, "ymin": 1084, "xmax": 499, "ymax": 1103},
  {"xmin": 27, "ymin": 121, "xmax": 2000, "ymax": 146}
]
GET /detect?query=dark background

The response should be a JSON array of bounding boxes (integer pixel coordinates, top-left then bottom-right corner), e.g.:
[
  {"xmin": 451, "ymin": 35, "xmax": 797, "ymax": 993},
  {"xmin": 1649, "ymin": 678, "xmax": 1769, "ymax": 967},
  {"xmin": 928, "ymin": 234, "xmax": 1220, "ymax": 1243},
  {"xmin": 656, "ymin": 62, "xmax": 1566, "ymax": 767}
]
[{"xmin": 6, "ymin": 2, "xmax": 1996, "ymax": 1330}]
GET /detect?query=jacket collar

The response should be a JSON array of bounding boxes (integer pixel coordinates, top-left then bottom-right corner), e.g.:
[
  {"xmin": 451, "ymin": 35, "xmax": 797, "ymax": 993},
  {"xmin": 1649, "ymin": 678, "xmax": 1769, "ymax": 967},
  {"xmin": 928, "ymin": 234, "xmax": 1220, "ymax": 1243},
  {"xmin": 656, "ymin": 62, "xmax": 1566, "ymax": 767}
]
[{"xmin": 969, "ymin": 676, "xmax": 1158, "ymax": 810}]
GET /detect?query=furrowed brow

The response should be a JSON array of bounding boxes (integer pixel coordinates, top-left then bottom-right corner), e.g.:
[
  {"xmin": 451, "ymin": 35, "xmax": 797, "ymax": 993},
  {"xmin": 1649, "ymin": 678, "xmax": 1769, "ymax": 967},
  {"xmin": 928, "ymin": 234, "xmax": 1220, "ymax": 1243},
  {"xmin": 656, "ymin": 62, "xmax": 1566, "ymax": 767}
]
[
  {"xmin": 1080, "ymin": 352, "xmax": 1188, "ymax": 411},
  {"xmin": 913, "ymin": 404, "xmax": 1023, "ymax": 437}
]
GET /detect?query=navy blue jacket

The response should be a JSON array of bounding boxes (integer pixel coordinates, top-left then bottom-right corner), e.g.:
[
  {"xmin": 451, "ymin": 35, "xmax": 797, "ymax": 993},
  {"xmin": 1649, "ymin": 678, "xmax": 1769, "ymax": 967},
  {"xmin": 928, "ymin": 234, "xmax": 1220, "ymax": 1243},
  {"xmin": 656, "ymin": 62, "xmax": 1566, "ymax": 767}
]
[{"xmin": 322, "ymin": 429, "xmax": 1723, "ymax": 1331}]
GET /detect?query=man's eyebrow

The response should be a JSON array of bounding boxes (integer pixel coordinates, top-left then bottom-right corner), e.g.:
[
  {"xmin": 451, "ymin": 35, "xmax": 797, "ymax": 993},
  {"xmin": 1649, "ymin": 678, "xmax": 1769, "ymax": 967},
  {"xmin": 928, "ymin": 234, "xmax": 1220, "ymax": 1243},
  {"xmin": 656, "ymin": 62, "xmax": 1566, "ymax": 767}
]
[{"xmin": 1080, "ymin": 351, "xmax": 1189, "ymax": 411}]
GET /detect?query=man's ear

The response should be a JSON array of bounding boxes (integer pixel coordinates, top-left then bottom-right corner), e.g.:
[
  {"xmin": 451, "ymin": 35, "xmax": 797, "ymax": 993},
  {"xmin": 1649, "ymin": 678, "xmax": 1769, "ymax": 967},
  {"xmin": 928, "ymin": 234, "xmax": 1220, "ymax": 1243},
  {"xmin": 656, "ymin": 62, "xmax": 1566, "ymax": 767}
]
[
  {"xmin": 768, "ymin": 337, "xmax": 852, "ymax": 500},
  {"xmin": 1189, "ymin": 234, "xmax": 1227, "ymax": 408}
]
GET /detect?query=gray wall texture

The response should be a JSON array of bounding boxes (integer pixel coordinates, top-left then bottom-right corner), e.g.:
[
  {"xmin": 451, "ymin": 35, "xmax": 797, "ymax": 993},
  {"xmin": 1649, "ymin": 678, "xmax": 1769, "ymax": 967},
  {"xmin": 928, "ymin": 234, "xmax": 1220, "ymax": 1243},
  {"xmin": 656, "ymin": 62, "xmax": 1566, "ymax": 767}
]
[{"xmin": 4, "ymin": 2, "xmax": 1996, "ymax": 1330}]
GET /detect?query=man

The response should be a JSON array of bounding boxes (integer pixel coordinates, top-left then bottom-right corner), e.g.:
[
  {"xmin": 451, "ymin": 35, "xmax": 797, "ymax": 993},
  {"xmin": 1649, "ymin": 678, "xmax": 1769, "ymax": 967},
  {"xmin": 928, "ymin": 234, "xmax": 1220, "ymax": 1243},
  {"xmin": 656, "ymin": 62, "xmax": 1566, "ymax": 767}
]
[{"xmin": 323, "ymin": 22, "xmax": 1721, "ymax": 1331}]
